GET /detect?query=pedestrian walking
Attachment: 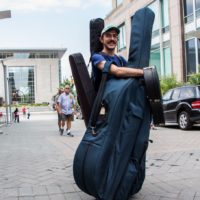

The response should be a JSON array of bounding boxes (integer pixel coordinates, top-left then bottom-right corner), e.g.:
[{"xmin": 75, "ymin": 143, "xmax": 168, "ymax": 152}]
[
  {"xmin": 27, "ymin": 107, "xmax": 30, "ymax": 119},
  {"xmin": 13, "ymin": 108, "xmax": 20, "ymax": 123},
  {"xmin": 58, "ymin": 85, "xmax": 76, "ymax": 136},
  {"xmin": 22, "ymin": 106, "xmax": 26, "ymax": 115},
  {"xmin": 54, "ymin": 88, "xmax": 64, "ymax": 132}
]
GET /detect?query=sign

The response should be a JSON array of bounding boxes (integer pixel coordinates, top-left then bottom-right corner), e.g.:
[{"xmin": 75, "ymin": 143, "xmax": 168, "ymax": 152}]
[{"xmin": 0, "ymin": 10, "xmax": 11, "ymax": 20}]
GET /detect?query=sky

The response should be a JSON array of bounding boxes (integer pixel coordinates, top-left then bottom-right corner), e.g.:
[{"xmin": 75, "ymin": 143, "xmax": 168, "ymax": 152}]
[{"xmin": 0, "ymin": 0, "xmax": 112, "ymax": 79}]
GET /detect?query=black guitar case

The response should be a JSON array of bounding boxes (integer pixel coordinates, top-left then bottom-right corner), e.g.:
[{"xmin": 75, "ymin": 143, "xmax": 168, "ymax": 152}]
[
  {"xmin": 90, "ymin": 18, "xmax": 104, "ymax": 54},
  {"xmin": 69, "ymin": 18, "xmax": 105, "ymax": 126},
  {"xmin": 143, "ymin": 66, "xmax": 164, "ymax": 124},
  {"xmin": 71, "ymin": 7, "xmax": 163, "ymax": 200},
  {"xmin": 69, "ymin": 54, "xmax": 95, "ymax": 127}
]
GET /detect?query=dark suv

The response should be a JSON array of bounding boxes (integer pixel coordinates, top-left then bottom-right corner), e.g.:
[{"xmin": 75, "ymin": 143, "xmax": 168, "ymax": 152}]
[{"xmin": 162, "ymin": 85, "xmax": 200, "ymax": 130}]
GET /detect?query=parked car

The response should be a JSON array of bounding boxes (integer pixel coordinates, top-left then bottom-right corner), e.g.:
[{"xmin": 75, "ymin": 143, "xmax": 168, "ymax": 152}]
[{"xmin": 162, "ymin": 85, "xmax": 200, "ymax": 130}]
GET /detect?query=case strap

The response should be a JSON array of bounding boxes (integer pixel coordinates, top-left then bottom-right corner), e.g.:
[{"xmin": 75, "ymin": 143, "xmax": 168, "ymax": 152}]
[{"xmin": 90, "ymin": 61, "xmax": 113, "ymax": 131}]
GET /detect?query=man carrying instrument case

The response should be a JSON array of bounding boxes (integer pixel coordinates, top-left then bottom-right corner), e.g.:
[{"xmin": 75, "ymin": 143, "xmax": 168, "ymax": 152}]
[{"xmin": 69, "ymin": 7, "xmax": 164, "ymax": 200}]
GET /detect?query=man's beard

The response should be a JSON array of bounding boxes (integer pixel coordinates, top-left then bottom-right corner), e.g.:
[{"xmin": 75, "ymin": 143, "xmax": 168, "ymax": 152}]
[
  {"xmin": 105, "ymin": 40, "xmax": 116, "ymax": 51},
  {"xmin": 105, "ymin": 45, "xmax": 116, "ymax": 51}
]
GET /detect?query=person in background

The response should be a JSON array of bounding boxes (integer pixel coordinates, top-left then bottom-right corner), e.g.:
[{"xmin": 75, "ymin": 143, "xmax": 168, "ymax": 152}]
[
  {"xmin": 58, "ymin": 85, "xmax": 76, "ymax": 136},
  {"xmin": 150, "ymin": 118, "xmax": 157, "ymax": 130},
  {"xmin": 22, "ymin": 106, "xmax": 26, "ymax": 115},
  {"xmin": 27, "ymin": 107, "xmax": 30, "ymax": 119},
  {"xmin": 14, "ymin": 108, "xmax": 19, "ymax": 123},
  {"xmin": 54, "ymin": 88, "xmax": 64, "ymax": 132}
]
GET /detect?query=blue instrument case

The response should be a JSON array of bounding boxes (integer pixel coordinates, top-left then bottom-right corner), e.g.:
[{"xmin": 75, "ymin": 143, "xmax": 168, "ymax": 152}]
[{"xmin": 70, "ymin": 7, "xmax": 162, "ymax": 200}]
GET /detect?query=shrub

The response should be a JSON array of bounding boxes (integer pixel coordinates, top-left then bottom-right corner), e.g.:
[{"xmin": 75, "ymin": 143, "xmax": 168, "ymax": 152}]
[
  {"xmin": 160, "ymin": 75, "xmax": 183, "ymax": 95},
  {"xmin": 188, "ymin": 73, "xmax": 200, "ymax": 85}
]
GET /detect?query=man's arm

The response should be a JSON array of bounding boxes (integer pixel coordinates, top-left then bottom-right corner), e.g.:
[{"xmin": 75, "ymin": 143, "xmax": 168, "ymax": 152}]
[
  {"xmin": 57, "ymin": 96, "xmax": 62, "ymax": 114},
  {"xmin": 57, "ymin": 103, "xmax": 62, "ymax": 114},
  {"xmin": 73, "ymin": 104, "xmax": 76, "ymax": 115},
  {"xmin": 97, "ymin": 61, "xmax": 143, "ymax": 78}
]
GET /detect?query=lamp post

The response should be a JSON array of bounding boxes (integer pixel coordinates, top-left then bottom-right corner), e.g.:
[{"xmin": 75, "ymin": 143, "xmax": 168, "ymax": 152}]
[
  {"xmin": 1, "ymin": 59, "xmax": 15, "ymax": 124},
  {"xmin": 8, "ymin": 77, "xmax": 13, "ymax": 122},
  {"xmin": 0, "ymin": 10, "xmax": 11, "ymax": 130},
  {"xmin": 1, "ymin": 60, "xmax": 9, "ymax": 124}
]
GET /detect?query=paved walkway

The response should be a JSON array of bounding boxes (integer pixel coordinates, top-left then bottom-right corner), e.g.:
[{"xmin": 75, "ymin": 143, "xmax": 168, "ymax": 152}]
[{"xmin": 0, "ymin": 113, "xmax": 200, "ymax": 200}]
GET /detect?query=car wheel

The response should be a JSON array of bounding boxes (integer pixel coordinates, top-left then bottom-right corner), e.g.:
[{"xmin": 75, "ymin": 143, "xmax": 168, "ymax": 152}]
[{"xmin": 178, "ymin": 111, "xmax": 193, "ymax": 130}]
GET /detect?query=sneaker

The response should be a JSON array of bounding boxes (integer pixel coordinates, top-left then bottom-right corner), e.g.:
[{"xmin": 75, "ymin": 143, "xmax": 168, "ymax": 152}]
[
  {"xmin": 60, "ymin": 128, "xmax": 64, "ymax": 136},
  {"xmin": 67, "ymin": 132, "xmax": 74, "ymax": 137}
]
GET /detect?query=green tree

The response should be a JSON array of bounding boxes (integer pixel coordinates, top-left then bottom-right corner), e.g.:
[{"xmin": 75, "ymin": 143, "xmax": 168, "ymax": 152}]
[{"xmin": 59, "ymin": 77, "xmax": 77, "ymax": 98}]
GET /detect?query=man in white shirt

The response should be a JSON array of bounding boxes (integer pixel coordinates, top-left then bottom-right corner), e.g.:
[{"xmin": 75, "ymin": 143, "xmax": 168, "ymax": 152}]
[{"xmin": 58, "ymin": 85, "xmax": 76, "ymax": 136}]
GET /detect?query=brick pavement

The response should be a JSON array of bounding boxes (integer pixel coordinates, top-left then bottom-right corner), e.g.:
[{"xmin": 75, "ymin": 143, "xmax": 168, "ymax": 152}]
[{"xmin": 0, "ymin": 113, "xmax": 200, "ymax": 200}]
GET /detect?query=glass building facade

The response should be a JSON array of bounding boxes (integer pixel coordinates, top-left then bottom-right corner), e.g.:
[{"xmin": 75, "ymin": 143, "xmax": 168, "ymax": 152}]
[
  {"xmin": 0, "ymin": 48, "xmax": 66, "ymax": 104},
  {"xmin": 148, "ymin": 0, "xmax": 171, "ymax": 77},
  {"xmin": 8, "ymin": 66, "xmax": 35, "ymax": 104},
  {"xmin": 184, "ymin": 0, "xmax": 200, "ymax": 78},
  {"xmin": 115, "ymin": 0, "xmax": 172, "ymax": 78}
]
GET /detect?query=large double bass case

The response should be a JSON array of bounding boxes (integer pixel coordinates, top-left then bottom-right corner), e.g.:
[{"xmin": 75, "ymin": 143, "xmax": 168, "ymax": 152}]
[{"xmin": 70, "ymin": 7, "xmax": 163, "ymax": 200}]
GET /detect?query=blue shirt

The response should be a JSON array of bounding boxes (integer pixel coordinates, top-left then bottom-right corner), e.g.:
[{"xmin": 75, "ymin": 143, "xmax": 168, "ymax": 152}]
[{"xmin": 91, "ymin": 52, "xmax": 127, "ymax": 91}]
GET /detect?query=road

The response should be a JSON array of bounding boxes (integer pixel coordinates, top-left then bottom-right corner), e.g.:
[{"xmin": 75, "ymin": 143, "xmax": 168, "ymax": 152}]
[{"xmin": 0, "ymin": 113, "xmax": 200, "ymax": 200}]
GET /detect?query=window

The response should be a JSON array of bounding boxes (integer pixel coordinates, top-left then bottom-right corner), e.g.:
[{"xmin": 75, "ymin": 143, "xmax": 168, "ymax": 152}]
[
  {"xmin": 161, "ymin": 0, "xmax": 169, "ymax": 33},
  {"xmin": 163, "ymin": 90, "xmax": 172, "ymax": 100},
  {"xmin": 186, "ymin": 39, "xmax": 196, "ymax": 76},
  {"xmin": 29, "ymin": 52, "xmax": 58, "ymax": 59},
  {"xmin": 196, "ymin": 0, "xmax": 200, "ymax": 17},
  {"xmin": 163, "ymin": 47, "xmax": 172, "ymax": 76},
  {"xmin": 180, "ymin": 87, "xmax": 195, "ymax": 98},
  {"xmin": 183, "ymin": 0, "xmax": 194, "ymax": 23},
  {"xmin": 171, "ymin": 89, "xmax": 181, "ymax": 100},
  {"xmin": 0, "ymin": 53, "xmax": 6, "ymax": 59},
  {"xmin": 13, "ymin": 53, "xmax": 29, "ymax": 59},
  {"xmin": 196, "ymin": 0, "xmax": 200, "ymax": 10},
  {"xmin": 0, "ymin": 53, "xmax": 13, "ymax": 59},
  {"xmin": 148, "ymin": 1, "xmax": 159, "ymax": 37},
  {"xmin": 150, "ymin": 45, "xmax": 161, "ymax": 76},
  {"xmin": 116, "ymin": 0, "xmax": 123, "ymax": 7},
  {"xmin": 117, "ymin": 23, "xmax": 126, "ymax": 51},
  {"xmin": 8, "ymin": 66, "xmax": 35, "ymax": 104},
  {"xmin": 198, "ymin": 39, "xmax": 200, "ymax": 72}
]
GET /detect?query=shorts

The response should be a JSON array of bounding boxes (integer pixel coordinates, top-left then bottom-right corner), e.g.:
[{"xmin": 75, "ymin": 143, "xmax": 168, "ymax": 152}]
[{"xmin": 61, "ymin": 113, "xmax": 74, "ymax": 121}]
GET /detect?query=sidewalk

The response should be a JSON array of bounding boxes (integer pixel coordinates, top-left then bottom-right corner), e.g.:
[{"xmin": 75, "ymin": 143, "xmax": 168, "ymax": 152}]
[{"xmin": 0, "ymin": 114, "xmax": 200, "ymax": 200}]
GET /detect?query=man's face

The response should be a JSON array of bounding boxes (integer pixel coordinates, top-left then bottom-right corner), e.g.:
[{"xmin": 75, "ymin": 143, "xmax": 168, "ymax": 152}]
[
  {"xmin": 65, "ymin": 87, "xmax": 70, "ymax": 94},
  {"xmin": 100, "ymin": 29, "xmax": 118, "ymax": 51}
]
